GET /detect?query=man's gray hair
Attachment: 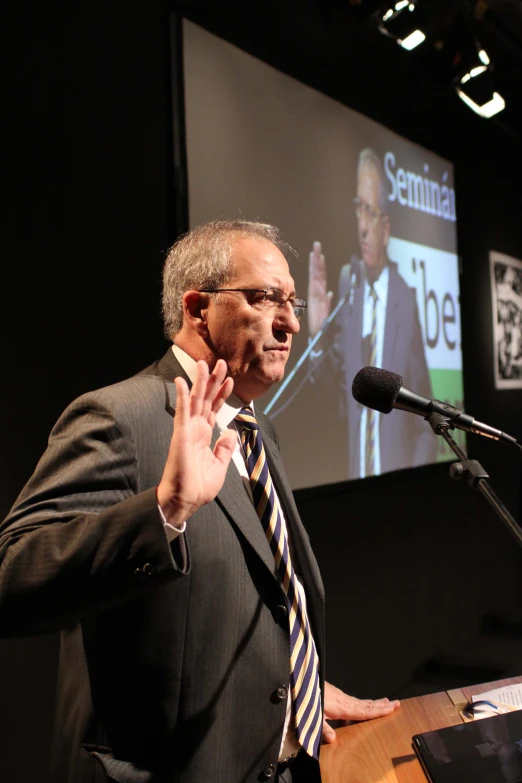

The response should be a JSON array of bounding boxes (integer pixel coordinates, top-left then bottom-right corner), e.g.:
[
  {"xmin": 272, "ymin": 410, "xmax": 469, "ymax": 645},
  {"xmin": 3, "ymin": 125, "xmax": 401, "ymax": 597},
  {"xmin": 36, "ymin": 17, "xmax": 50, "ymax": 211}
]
[
  {"xmin": 162, "ymin": 219, "xmax": 294, "ymax": 338},
  {"xmin": 357, "ymin": 148, "xmax": 389, "ymax": 214}
]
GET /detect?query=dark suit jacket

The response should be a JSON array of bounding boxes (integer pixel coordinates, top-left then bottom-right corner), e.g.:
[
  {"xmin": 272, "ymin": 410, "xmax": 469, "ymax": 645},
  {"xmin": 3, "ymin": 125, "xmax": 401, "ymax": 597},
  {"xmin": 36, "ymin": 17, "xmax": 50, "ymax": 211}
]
[
  {"xmin": 335, "ymin": 261, "xmax": 436, "ymax": 478},
  {"xmin": 0, "ymin": 349, "xmax": 325, "ymax": 783}
]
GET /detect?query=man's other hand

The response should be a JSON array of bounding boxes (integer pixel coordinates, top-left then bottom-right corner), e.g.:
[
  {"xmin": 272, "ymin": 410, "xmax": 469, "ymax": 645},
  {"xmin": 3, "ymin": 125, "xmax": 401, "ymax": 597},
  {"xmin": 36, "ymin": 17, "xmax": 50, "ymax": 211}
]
[
  {"xmin": 321, "ymin": 681, "xmax": 400, "ymax": 743},
  {"xmin": 308, "ymin": 241, "xmax": 333, "ymax": 337},
  {"xmin": 157, "ymin": 359, "xmax": 236, "ymax": 527}
]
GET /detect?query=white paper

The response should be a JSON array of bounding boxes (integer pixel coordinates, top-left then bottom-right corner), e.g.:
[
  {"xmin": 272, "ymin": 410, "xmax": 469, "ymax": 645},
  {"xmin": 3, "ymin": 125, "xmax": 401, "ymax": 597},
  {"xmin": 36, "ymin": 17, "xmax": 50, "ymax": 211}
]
[{"xmin": 471, "ymin": 684, "xmax": 522, "ymax": 717}]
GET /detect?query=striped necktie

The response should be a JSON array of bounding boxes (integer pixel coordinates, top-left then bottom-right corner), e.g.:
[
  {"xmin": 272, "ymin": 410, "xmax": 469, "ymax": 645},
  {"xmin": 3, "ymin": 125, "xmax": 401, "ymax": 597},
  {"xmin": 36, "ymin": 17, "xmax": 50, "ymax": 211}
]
[
  {"xmin": 365, "ymin": 285, "xmax": 378, "ymax": 476},
  {"xmin": 235, "ymin": 407, "xmax": 322, "ymax": 759}
]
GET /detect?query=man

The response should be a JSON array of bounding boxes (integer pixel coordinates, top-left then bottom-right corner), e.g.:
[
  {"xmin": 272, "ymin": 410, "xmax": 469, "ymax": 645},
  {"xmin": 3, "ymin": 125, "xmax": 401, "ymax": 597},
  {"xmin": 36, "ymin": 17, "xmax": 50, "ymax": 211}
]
[
  {"xmin": 0, "ymin": 220, "xmax": 399, "ymax": 783},
  {"xmin": 308, "ymin": 149, "xmax": 436, "ymax": 479}
]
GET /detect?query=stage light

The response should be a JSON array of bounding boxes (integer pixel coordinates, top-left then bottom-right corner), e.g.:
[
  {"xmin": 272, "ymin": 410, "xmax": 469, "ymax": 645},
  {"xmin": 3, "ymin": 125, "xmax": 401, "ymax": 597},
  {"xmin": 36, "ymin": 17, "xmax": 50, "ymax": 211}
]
[
  {"xmin": 435, "ymin": 19, "xmax": 506, "ymax": 120},
  {"xmin": 457, "ymin": 88, "xmax": 505, "ymax": 118},
  {"xmin": 378, "ymin": 1, "xmax": 427, "ymax": 52},
  {"xmin": 450, "ymin": 35, "xmax": 505, "ymax": 119},
  {"xmin": 400, "ymin": 29, "xmax": 426, "ymax": 50},
  {"xmin": 456, "ymin": 61, "xmax": 505, "ymax": 118},
  {"xmin": 378, "ymin": 2, "xmax": 505, "ymax": 120}
]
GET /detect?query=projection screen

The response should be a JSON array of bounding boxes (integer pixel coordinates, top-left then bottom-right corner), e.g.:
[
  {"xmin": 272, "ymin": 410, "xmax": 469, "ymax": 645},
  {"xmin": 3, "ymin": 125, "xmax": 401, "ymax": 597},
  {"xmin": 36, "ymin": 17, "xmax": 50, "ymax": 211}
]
[{"xmin": 181, "ymin": 19, "xmax": 464, "ymax": 490}]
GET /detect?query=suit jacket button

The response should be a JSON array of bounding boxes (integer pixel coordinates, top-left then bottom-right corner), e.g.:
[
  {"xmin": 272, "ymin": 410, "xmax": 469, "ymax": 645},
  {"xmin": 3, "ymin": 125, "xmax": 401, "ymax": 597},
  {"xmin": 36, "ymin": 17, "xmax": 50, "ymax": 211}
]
[
  {"xmin": 259, "ymin": 764, "xmax": 276, "ymax": 780},
  {"xmin": 274, "ymin": 604, "xmax": 288, "ymax": 624},
  {"xmin": 270, "ymin": 684, "xmax": 288, "ymax": 703},
  {"xmin": 133, "ymin": 563, "xmax": 155, "ymax": 579}
]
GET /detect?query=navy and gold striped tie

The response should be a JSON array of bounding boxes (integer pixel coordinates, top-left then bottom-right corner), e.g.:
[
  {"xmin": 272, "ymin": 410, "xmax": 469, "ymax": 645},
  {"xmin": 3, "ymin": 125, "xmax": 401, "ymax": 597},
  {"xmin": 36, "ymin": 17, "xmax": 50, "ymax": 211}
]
[
  {"xmin": 365, "ymin": 285, "xmax": 378, "ymax": 476},
  {"xmin": 235, "ymin": 407, "xmax": 322, "ymax": 758}
]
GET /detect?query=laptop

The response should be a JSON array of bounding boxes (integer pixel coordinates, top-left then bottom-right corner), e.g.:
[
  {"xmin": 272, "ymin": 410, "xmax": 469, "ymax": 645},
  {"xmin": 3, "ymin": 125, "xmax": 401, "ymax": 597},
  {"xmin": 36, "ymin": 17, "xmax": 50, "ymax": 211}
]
[{"xmin": 412, "ymin": 710, "xmax": 522, "ymax": 782}]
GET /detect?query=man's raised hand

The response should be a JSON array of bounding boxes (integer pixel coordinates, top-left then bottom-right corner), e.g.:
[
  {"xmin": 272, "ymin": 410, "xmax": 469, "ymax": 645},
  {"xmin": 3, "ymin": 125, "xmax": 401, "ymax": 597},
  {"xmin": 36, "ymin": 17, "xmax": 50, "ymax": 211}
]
[
  {"xmin": 157, "ymin": 360, "xmax": 237, "ymax": 528},
  {"xmin": 308, "ymin": 241, "xmax": 333, "ymax": 337}
]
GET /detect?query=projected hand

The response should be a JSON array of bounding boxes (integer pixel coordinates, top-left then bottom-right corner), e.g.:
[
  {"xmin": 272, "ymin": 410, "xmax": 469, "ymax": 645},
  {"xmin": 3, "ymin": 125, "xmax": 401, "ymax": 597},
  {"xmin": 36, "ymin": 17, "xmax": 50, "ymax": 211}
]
[
  {"xmin": 321, "ymin": 681, "xmax": 400, "ymax": 743},
  {"xmin": 308, "ymin": 241, "xmax": 333, "ymax": 337},
  {"xmin": 157, "ymin": 359, "xmax": 237, "ymax": 528}
]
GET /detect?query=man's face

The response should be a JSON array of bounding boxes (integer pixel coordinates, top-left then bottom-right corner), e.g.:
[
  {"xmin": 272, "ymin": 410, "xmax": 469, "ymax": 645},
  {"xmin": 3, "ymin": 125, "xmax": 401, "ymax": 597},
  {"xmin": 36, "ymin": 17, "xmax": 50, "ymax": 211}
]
[
  {"xmin": 356, "ymin": 163, "xmax": 390, "ymax": 275},
  {"xmin": 205, "ymin": 236, "xmax": 300, "ymax": 401}
]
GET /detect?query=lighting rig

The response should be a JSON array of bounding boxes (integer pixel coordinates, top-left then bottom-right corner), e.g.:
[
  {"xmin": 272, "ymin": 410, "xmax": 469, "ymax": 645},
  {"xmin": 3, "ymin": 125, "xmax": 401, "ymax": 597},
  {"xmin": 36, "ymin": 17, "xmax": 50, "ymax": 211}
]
[{"xmin": 377, "ymin": 1, "xmax": 505, "ymax": 118}]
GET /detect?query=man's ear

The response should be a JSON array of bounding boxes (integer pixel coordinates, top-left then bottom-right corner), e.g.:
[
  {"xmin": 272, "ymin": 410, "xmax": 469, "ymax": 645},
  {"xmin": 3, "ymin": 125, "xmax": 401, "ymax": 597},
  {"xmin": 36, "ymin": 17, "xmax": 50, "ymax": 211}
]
[{"xmin": 182, "ymin": 290, "xmax": 210, "ymax": 336}]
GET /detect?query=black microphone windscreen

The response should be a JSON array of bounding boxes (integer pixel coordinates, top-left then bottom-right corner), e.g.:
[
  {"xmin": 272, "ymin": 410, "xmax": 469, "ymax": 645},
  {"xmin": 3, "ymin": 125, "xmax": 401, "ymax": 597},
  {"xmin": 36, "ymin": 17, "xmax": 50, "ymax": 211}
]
[{"xmin": 352, "ymin": 366, "xmax": 403, "ymax": 414}]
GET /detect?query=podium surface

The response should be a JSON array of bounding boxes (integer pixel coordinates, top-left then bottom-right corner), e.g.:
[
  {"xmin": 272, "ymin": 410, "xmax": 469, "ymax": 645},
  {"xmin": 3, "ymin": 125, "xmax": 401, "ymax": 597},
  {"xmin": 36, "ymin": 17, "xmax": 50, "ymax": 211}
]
[{"xmin": 320, "ymin": 676, "xmax": 522, "ymax": 783}]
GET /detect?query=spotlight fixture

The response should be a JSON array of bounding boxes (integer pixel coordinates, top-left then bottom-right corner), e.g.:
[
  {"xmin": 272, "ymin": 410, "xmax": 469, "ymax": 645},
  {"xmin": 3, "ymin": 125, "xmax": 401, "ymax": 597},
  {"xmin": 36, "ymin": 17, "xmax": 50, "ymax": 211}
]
[
  {"xmin": 429, "ymin": 16, "xmax": 505, "ymax": 119},
  {"xmin": 456, "ymin": 72, "xmax": 505, "ymax": 118},
  {"xmin": 453, "ymin": 41, "xmax": 505, "ymax": 118},
  {"xmin": 379, "ymin": 1, "xmax": 427, "ymax": 51}
]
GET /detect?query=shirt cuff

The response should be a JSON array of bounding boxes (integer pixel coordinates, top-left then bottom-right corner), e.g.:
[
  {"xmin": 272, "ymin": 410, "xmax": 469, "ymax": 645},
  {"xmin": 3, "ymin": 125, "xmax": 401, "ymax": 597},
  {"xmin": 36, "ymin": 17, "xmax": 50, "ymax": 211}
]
[{"xmin": 157, "ymin": 503, "xmax": 187, "ymax": 542}]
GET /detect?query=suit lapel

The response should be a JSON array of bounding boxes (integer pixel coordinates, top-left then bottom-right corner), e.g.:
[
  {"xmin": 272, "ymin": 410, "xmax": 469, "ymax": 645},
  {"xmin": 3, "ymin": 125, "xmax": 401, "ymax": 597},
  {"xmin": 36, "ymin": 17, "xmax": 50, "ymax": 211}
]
[
  {"xmin": 258, "ymin": 418, "xmax": 325, "ymax": 667},
  {"xmin": 215, "ymin": 467, "xmax": 280, "ymax": 581},
  {"xmin": 343, "ymin": 286, "xmax": 365, "ymax": 472},
  {"xmin": 156, "ymin": 347, "xmax": 190, "ymax": 386},
  {"xmin": 257, "ymin": 416, "xmax": 325, "ymax": 604}
]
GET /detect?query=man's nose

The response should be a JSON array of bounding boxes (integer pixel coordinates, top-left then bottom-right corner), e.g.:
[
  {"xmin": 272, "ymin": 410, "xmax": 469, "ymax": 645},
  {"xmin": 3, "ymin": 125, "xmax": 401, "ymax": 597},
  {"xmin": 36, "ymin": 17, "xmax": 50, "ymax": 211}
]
[{"xmin": 275, "ymin": 302, "xmax": 300, "ymax": 334}]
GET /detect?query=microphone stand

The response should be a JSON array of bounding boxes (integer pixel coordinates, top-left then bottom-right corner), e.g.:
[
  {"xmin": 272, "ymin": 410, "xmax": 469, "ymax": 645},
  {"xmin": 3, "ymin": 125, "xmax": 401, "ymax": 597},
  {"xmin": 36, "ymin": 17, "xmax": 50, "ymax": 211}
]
[
  {"xmin": 263, "ymin": 294, "xmax": 347, "ymax": 416},
  {"xmin": 427, "ymin": 412, "xmax": 522, "ymax": 549},
  {"xmin": 265, "ymin": 258, "xmax": 363, "ymax": 417},
  {"xmin": 264, "ymin": 257, "xmax": 365, "ymax": 417}
]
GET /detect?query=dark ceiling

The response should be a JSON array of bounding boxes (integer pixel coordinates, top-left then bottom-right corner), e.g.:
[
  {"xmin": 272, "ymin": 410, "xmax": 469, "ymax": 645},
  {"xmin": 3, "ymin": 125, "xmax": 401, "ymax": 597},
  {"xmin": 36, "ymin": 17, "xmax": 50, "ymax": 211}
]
[
  {"xmin": 358, "ymin": 0, "xmax": 522, "ymax": 141},
  {"xmin": 178, "ymin": 0, "xmax": 522, "ymax": 147}
]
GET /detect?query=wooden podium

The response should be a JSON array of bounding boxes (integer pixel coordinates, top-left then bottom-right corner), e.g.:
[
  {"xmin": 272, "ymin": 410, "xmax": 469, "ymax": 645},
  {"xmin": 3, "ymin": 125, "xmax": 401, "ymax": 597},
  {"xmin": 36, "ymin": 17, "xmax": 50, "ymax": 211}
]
[{"xmin": 319, "ymin": 676, "xmax": 522, "ymax": 783}]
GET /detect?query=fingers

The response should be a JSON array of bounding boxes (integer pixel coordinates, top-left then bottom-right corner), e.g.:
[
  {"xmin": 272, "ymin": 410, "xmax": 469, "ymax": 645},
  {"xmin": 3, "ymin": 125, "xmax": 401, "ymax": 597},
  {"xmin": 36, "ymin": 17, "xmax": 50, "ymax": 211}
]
[
  {"xmin": 207, "ymin": 376, "xmax": 234, "ymax": 431},
  {"xmin": 189, "ymin": 360, "xmax": 209, "ymax": 418},
  {"xmin": 199, "ymin": 359, "xmax": 225, "ymax": 418},
  {"xmin": 321, "ymin": 719, "xmax": 336, "ymax": 744},
  {"xmin": 361, "ymin": 698, "xmax": 400, "ymax": 720},
  {"xmin": 309, "ymin": 240, "xmax": 321, "ymax": 256},
  {"xmin": 174, "ymin": 376, "xmax": 190, "ymax": 425},
  {"xmin": 309, "ymin": 241, "xmax": 326, "ymax": 277},
  {"xmin": 211, "ymin": 373, "xmax": 234, "ymax": 413},
  {"xmin": 369, "ymin": 698, "xmax": 400, "ymax": 710},
  {"xmin": 323, "ymin": 692, "xmax": 400, "ymax": 722},
  {"xmin": 186, "ymin": 360, "xmax": 232, "ymax": 421}
]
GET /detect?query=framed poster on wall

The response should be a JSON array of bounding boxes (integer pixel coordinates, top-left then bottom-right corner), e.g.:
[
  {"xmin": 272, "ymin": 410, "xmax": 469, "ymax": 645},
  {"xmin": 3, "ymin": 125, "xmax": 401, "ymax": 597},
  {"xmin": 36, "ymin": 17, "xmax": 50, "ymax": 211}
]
[{"xmin": 490, "ymin": 250, "xmax": 522, "ymax": 389}]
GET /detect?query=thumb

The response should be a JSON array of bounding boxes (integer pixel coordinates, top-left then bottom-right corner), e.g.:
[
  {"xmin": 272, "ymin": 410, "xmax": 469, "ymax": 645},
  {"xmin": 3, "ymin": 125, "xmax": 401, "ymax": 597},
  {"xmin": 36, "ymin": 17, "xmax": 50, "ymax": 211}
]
[
  {"xmin": 322, "ymin": 719, "xmax": 336, "ymax": 744},
  {"xmin": 327, "ymin": 290, "xmax": 334, "ymax": 312},
  {"xmin": 213, "ymin": 429, "xmax": 237, "ymax": 466}
]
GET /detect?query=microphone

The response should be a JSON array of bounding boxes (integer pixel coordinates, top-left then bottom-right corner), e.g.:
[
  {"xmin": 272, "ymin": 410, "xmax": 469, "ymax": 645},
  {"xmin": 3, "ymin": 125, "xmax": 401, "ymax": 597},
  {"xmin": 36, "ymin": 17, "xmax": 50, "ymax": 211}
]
[{"xmin": 352, "ymin": 366, "xmax": 518, "ymax": 445}]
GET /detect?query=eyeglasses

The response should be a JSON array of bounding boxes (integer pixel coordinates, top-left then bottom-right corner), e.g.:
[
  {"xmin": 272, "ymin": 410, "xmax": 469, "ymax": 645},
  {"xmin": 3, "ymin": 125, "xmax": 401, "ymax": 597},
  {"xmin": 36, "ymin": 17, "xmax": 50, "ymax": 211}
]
[
  {"xmin": 353, "ymin": 198, "xmax": 386, "ymax": 224},
  {"xmin": 198, "ymin": 288, "xmax": 307, "ymax": 321}
]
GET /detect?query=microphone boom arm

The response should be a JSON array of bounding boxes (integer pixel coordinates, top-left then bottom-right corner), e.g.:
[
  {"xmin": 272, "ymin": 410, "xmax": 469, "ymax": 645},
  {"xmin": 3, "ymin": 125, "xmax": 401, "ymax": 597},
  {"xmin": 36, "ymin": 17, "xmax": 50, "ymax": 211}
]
[
  {"xmin": 428, "ymin": 412, "xmax": 522, "ymax": 549},
  {"xmin": 263, "ymin": 294, "xmax": 347, "ymax": 416}
]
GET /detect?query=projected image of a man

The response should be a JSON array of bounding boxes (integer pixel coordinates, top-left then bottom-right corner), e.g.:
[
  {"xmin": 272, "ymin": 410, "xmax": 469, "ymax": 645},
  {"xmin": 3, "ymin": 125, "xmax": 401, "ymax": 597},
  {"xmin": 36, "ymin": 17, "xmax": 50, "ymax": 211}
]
[{"xmin": 308, "ymin": 148, "xmax": 436, "ymax": 479}]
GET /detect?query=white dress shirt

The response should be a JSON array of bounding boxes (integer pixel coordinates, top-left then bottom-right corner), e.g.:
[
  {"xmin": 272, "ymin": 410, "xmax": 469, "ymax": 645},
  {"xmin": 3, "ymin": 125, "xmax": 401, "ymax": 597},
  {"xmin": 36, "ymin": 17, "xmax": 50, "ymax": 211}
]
[
  {"xmin": 359, "ymin": 265, "xmax": 389, "ymax": 478},
  {"xmin": 169, "ymin": 344, "xmax": 302, "ymax": 760}
]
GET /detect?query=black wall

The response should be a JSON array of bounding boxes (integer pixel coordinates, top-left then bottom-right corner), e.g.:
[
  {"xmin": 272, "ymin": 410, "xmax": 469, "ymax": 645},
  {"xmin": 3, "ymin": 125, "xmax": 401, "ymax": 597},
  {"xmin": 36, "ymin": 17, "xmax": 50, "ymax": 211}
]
[{"xmin": 2, "ymin": 2, "xmax": 522, "ymax": 781}]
